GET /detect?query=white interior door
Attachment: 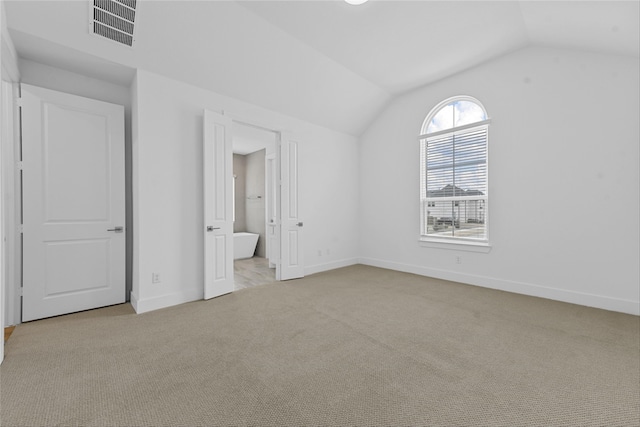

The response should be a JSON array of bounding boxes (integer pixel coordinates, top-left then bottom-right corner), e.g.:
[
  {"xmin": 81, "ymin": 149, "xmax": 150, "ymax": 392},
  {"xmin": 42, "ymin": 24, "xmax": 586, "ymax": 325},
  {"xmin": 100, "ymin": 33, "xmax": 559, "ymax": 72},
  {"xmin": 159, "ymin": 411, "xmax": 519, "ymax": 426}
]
[
  {"xmin": 203, "ymin": 110, "xmax": 234, "ymax": 299},
  {"xmin": 21, "ymin": 84, "xmax": 125, "ymax": 322},
  {"xmin": 278, "ymin": 132, "xmax": 304, "ymax": 280}
]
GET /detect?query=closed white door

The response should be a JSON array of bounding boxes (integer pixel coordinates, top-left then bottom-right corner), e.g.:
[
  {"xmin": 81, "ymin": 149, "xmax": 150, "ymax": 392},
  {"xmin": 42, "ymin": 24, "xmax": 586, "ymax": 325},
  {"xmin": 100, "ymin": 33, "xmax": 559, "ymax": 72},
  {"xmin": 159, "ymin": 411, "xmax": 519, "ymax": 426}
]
[
  {"xmin": 21, "ymin": 84, "xmax": 125, "ymax": 322},
  {"xmin": 203, "ymin": 110, "xmax": 234, "ymax": 299},
  {"xmin": 278, "ymin": 132, "xmax": 304, "ymax": 280}
]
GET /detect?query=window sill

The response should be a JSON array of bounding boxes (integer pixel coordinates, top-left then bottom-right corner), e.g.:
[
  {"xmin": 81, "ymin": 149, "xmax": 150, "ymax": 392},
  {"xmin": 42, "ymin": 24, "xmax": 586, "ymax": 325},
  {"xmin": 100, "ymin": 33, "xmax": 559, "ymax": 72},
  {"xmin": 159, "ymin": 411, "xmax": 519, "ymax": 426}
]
[{"xmin": 419, "ymin": 238, "xmax": 492, "ymax": 253}]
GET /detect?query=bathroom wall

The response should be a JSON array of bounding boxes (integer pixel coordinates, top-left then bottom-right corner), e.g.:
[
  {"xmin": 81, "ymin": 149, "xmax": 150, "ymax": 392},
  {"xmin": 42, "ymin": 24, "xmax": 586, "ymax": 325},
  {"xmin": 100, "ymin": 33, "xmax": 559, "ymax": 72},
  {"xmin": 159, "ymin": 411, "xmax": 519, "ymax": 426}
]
[
  {"xmin": 245, "ymin": 149, "xmax": 266, "ymax": 257},
  {"xmin": 232, "ymin": 154, "xmax": 247, "ymax": 233}
]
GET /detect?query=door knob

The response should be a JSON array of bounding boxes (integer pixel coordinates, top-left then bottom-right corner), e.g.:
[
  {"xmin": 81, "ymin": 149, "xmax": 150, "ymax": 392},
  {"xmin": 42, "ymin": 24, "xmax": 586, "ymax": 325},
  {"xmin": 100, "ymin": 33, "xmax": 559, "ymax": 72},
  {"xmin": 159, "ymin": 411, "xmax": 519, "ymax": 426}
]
[
  {"xmin": 296, "ymin": 222, "xmax": 304, "ymax": 227},
  {"xmin": 107, "ymin": 226, "xmax": 124, "ymax": 233},
  {"xmin": 207, "ymin": 226, "xmax": 220, "ymax": 232}
]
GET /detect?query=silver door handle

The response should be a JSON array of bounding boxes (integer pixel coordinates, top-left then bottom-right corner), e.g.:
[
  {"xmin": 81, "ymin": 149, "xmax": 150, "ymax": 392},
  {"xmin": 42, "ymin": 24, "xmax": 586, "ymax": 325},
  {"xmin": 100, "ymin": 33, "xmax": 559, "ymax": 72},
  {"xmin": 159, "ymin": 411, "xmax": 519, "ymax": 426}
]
[
  {"xmin": 107, "ymin": 226, "xmax": 124, "ymax": 233},
  {"xmin": 207, "ymin": 226, "xmax": 221, "ymax": 232},
  {"xmin": 296, "ymin": 222, "xmax": 304, "ymax": 227}
]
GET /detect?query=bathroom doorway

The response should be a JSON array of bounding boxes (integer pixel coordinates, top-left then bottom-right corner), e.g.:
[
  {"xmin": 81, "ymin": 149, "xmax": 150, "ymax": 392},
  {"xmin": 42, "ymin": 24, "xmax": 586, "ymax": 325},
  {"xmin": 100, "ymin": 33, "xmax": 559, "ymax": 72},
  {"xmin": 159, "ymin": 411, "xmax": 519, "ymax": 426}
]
[{"xmin": 232, "ymin": 122, "xmax": 277, "ymax": 290}]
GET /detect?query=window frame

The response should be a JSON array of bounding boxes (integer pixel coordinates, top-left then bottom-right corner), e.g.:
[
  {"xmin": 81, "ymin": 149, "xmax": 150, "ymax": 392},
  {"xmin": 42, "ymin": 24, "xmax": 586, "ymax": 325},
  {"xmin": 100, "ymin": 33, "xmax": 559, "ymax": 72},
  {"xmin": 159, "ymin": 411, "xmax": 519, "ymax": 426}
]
[{"xmin": 419, "ymin": 96, "xmax": 491, "ymax": 248}]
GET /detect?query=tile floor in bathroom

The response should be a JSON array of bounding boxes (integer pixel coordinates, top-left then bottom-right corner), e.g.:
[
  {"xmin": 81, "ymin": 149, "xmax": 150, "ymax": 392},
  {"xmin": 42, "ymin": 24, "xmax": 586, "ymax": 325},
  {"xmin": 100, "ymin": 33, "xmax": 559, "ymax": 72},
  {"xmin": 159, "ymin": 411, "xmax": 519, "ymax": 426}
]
[{"xmin": 234, "ymin": 256, "xmax": 276, "ymax": 291}]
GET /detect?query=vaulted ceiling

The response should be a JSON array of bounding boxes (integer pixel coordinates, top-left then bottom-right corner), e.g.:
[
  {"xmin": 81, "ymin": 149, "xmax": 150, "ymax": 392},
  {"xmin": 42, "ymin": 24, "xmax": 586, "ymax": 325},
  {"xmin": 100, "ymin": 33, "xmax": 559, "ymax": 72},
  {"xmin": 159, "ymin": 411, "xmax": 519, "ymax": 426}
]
[{"xmin": 4, "ymin": 1, "xmax": 639, "ymax": 136}]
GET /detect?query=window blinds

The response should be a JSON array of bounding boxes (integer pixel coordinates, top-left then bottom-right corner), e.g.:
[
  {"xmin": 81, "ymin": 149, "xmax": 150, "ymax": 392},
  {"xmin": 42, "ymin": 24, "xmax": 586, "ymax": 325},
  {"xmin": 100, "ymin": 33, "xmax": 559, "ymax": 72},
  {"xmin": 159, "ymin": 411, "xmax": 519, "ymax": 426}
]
[
  {"xmin": 424, "ymin": 126, "xmax": 487, "ymax": 197},
  {"xmin": 420, "ymin": 125, "xmax": 488, "ymax": 240}
]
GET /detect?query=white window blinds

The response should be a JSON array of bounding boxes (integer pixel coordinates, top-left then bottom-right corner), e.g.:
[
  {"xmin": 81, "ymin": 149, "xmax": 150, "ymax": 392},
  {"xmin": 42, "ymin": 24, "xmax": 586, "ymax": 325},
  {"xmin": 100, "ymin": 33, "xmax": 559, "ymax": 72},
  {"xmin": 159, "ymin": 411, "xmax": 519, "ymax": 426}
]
[{"xmin": 420, "ymin": 124, "xmax": 488, "ymax": 241}]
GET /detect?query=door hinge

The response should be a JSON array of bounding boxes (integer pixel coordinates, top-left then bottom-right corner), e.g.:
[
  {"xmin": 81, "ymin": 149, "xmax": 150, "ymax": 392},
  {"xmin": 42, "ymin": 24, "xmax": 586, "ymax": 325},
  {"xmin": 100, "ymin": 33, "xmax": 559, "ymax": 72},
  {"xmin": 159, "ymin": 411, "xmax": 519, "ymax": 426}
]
[
  {"xmin": 16, "ymin": 161, "xmax": 23, "ymax": 170},
  {"xmin": 19, "ymin": 287, "xmax": 23, "ymax": 296},
  {"xmin": 17, "ymin": 224, "xmax": 23, "ymax": 233},
  {"xmin": 16, "ymin": 97, "xmax": 23, "ymax": 108}
]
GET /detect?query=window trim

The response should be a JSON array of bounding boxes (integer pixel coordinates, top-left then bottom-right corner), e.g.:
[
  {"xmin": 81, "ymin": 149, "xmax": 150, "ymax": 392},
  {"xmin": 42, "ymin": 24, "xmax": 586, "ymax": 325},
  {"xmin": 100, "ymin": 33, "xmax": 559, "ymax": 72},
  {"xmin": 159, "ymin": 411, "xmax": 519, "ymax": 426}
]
[
  {"xmin": 418, "ymin": 118, "xmax": 492, "ymax": 140},
  {"xmin": 419, "ymin": 96, "xmax": 490, "ymax": 247},
  {"xmin": 421, "ymin": 95, "xmax": 488, "ymax": 130},
  {"xmin": 418, "ymin": 238, "xmax": 492, "ymax": 252}
]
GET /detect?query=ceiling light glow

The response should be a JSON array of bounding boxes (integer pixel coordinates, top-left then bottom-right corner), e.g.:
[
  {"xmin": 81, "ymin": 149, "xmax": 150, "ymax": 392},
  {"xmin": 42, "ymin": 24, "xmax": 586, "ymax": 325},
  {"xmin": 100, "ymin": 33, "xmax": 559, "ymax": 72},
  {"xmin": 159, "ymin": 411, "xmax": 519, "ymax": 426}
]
[{"xmin": 345, "ymin": 0, "xmax": 369, "ymax": 5}]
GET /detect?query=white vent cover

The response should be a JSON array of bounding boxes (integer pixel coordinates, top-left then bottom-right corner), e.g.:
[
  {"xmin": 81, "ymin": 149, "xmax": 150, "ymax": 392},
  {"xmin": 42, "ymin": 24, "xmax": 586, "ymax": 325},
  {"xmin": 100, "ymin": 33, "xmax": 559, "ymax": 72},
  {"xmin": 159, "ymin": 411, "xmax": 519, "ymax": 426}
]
[{"xmin": 90, "ymin": 0, "xmax": 137, "ymax": 47}]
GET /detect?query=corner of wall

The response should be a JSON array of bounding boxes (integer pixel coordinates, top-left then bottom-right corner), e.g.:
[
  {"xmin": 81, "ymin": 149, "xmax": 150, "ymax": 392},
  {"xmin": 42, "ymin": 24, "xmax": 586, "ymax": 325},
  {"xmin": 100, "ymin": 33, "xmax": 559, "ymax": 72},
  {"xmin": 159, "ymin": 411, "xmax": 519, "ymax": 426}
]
[
  {"xmin": 130, "ymin": 71, "xmax": 140, "ymax": 306},
  {"xmin": 130, "ymin": 289, "xmax": 203, "ymax": 314},
  {"xmin": 1, "ymin": 6, "xmax": 20, "ymax": 83}
]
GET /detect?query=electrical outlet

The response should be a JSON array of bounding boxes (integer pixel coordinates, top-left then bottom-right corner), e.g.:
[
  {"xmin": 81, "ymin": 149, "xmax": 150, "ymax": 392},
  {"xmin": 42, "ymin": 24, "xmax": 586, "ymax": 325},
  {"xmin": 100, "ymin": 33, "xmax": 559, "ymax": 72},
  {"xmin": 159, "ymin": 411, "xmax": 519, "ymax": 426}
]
[
  {"xmin": 152, "ymin": 273, "xmax": 161, "ymax": 283},
  {"xmin": 455, "ymin": 256, "xmax": 462, "ymax": 265}
]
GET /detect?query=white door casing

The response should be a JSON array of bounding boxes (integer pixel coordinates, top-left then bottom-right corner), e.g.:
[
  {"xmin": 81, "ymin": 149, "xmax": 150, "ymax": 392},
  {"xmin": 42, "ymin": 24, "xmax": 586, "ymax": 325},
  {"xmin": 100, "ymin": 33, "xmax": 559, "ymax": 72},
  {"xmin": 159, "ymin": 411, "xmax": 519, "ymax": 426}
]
[
  {"xmin": 0, "ymin": 80, "xmax": 6, "ymax": 363},
  {"xmin": 266, "ymin": 153, "xmax": 277, "ymax": 269},
  {"xmin": 21, "ymin": 84, "xmax": 125, "ymax": 322},
  {"xmin": 203, "ymin": 110, "xmax": 234, "ymax": 299},
  {"xmin": 2, "ymin": 81, "xmax": 20, "ymax": 328},
  {"xmin": 278, "ymin": 132, "xmax": 304, "ymax": 281}
]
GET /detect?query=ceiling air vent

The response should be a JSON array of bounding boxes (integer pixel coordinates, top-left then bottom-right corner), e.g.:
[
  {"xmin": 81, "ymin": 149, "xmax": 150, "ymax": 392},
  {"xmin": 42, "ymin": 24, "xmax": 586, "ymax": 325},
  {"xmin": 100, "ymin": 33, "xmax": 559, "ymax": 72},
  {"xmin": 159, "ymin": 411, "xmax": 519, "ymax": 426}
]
[{"xmin": 90, "ymin": 0, "xmax": 137, "ymax": 47}]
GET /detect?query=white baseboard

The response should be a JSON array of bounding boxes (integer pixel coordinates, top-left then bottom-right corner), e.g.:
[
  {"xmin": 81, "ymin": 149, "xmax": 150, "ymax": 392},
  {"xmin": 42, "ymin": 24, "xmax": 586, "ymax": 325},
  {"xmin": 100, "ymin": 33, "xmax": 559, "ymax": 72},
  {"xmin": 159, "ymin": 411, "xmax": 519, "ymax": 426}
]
[
  {"xmin": 305, "ymin": 258, "xmax": 359, "ymax": 276},
  {"xmin": 129, "ymin": 292, "xmax": 140, "ymax": 312},
  {"xmin": 359, "ymin": 257, "xmax": 640, "ymax": 316},
  {"xmin": 130, "ymin": 288, "xmax": 203, "ymax": 314},
  {"xmin": 129, "ymin": 258, "xmax": 360, "ymax": 315}
]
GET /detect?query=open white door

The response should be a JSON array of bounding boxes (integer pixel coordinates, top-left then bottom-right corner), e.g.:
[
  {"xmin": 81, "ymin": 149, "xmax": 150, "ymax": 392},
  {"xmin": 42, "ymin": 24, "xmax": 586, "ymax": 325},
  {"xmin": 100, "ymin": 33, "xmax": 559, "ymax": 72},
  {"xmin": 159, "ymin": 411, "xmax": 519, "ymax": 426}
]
[
  {"xmin": 278, "ymin": 132, "xmax": 304, "ymax": 280},
  {"xmin": 21, "ymin": 84, "xmax": 125, "ymax": 322},
  {"xmin": 203, "ymin": 110, "xmax": 234, "ymax": 299},
  {"xmin": 266, "ymin": 153, "xmax": 277, "ymax": 269}
]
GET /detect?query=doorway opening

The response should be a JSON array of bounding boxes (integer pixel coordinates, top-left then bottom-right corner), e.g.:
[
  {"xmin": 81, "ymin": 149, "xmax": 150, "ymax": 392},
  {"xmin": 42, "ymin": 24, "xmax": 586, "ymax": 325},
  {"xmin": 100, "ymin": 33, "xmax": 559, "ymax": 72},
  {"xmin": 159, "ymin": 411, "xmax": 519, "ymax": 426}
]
[
  {"xmin": 204, "ymin": 110, "xmax": 304, "ymax": 299},
  {"xmin": 231, "ymin": 121, "xmax": 277, "ymax": 290}
]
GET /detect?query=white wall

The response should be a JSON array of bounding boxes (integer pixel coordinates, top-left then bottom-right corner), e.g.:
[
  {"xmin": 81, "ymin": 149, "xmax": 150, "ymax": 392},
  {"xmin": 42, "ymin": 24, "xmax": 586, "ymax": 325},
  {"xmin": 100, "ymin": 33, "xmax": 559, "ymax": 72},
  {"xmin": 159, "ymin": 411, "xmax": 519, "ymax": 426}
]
[
  {"xmin": 359, "ymin": 47, "xmax": 640, "ymax": 315},
  {"xmin": 131, "ymin": 70, "xmax": 360, "ymax": 313},
  {"xmin": 245, "ymin": 149, "xmax": 266, "ymax": 257},
  {"xmin": 232, "ymin": 154, "xmax": 247, "ymax": 233},
  {"xmin": 1, "ymin": 2, "xmax": 18, "ymax": 84},
  {"xmin": 18, "ymin": 59, "xmax": 131, "ymax": 109}
]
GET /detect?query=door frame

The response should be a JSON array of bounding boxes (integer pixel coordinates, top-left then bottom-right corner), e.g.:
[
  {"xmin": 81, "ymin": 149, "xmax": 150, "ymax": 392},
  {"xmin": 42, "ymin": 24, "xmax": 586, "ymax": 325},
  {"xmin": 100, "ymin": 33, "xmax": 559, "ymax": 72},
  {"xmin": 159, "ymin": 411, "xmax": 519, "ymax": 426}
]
[
  {"xmin": 265, "ymin": 152, "xmax": 276, "ymax": 268},
  {"xmin": 4, "ymin": 83, "xmax": 130, "ymax": 325},
  {"xmin": 20, "ymin": 84, "xmax": 126, "ymax": 322},
  {"xmin": 1, "ymin": 81, "xmax": 21, "ymax": 327},
  {"xmin": 229, "ymin": 118, "xmax": 281, "ymax": 280},
  {"xmin": 226, "ymin": 115, "xmax": 304, "ymax": 283}
]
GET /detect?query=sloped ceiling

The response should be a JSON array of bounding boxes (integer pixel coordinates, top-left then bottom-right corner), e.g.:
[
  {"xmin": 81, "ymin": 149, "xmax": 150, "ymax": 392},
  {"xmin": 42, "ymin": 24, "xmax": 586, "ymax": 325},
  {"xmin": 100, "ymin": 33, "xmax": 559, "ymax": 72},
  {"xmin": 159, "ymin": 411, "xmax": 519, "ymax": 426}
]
[
  {"xmin": 240, "ymin": 1, "xmax": 530, "ymax": 94},
  {"xmin": 4, "ymin": 1, "xmax": 639, "ymax": 136}
]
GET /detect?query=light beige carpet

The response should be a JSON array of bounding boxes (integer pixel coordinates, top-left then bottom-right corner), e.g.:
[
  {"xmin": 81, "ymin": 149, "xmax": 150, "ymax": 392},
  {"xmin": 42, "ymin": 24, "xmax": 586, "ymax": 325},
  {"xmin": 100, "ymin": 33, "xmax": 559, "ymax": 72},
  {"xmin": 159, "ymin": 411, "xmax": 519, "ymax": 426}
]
[{"xmin": 1, "ymin": 265, "xmax": 638, "ymax": 426}]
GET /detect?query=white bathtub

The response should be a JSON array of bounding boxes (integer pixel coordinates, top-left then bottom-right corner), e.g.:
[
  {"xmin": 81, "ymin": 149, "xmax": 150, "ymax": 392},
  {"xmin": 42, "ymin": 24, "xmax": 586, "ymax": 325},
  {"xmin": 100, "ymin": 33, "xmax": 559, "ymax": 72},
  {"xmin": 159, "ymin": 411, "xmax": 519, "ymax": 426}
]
[{"xmin": 234, "ymin": 232, "xmax": 259, "ymax": 260}]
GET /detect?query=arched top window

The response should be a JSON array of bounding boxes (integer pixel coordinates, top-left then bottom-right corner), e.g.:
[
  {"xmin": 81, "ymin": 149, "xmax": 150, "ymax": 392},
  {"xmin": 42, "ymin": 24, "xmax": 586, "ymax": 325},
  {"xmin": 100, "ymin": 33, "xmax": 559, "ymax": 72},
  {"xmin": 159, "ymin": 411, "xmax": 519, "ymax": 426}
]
[
  {"xmin": 421, "ymin": 96, "xmax": 488, "ymax": 135},
  {"xmin": 419, "ymin": 96, "xmax": 490, "ymax": 244}
]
